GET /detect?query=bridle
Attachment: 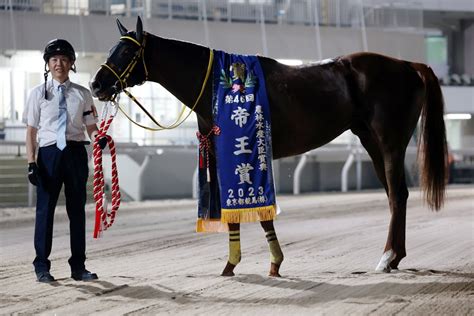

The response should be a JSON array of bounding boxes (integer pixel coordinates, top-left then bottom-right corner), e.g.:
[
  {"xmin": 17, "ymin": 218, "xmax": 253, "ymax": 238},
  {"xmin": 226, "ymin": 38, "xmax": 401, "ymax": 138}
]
[
  {"xmin": 99, "ymin": 32, "xmax": 214, "ymax": 131},
  {"xmin": 92, "ymin": 34, "xmax": 146, "ymax": 238},
  {"xmin": 100, "ymin": 33, "xmax": 149, "ymax": 100}
]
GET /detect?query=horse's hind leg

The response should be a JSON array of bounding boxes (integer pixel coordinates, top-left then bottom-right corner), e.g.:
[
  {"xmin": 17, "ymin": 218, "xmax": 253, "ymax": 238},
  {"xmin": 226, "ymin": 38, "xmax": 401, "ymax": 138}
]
[
  {"xmin": 353, "ymin": 126, "xmax": 388, "ymax": 194},
  {"xmin": 354, "ymin": 126, "xmax": 407, "ymax": 272},
  {"xmin": 377, "ymin": 148, "xmax": 409, "ymax": 272},
  {"xmin": 385, "ymin": 156, "xmax": 409, "ymax": 269},
  {"xmin": 261, "ymin": 220, "xmax": 284, "ymax": 277},
  {"xmin": 221, "ymin": 223, "xmax": 241, "ymax": 276}
]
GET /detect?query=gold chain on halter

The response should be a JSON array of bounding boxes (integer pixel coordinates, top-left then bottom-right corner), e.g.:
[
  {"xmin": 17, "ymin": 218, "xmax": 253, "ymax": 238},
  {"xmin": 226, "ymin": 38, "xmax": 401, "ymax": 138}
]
[{"xmin": 101, "ymin": 33, "xmax": 214, "ymax": 131}]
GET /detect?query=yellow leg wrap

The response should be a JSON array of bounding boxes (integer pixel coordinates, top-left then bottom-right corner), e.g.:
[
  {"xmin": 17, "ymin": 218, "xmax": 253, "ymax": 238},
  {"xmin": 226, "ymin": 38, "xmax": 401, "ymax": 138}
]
[
  {"xmin": 266, "ymin": 230, "xmax": 283, "ymax": 265},
  {"xmin": 228, "ymin": 230, "xmax": 241, "ymax": 266}
]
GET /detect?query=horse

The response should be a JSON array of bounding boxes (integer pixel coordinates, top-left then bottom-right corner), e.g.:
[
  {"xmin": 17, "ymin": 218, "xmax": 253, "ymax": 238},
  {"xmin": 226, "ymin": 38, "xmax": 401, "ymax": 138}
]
[{"xmin": 90, "ymin": 16, "xmax": 447, "ymax": 276}]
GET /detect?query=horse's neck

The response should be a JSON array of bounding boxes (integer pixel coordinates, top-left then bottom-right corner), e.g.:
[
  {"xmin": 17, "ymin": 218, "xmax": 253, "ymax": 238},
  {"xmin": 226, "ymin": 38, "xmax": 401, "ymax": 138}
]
[{"xmin": 145, "ymin": 35, "xmax": 212, "ymax": 119}]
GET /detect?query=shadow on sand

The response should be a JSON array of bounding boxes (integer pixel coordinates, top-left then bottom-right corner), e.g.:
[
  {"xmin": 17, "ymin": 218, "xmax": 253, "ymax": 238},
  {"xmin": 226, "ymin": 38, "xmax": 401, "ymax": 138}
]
[{"xmin": 52, "ymin": 268, "xmax": 473, "ymax": 306}]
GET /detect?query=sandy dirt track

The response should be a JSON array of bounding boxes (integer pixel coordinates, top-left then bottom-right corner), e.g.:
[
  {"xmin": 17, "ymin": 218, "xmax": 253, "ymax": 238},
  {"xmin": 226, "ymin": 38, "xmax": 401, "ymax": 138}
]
[{"xmin": 0, "ymin": 185, "xmax": 473, "ymax": 315}]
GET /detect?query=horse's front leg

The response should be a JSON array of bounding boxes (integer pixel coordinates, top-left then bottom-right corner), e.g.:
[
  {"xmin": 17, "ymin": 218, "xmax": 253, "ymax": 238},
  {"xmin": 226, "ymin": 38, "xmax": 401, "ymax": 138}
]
[
  {"xmin": 261, "ymin": 220, "xmax": 284, "ymax": 277},
  {"xmin": 221, "ymin": 223, "xmax": 241, "ymax": 276}
]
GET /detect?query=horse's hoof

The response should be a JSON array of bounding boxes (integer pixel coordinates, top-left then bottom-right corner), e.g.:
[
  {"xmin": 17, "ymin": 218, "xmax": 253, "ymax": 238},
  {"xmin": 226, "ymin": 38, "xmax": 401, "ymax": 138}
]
[
  {"xmin": 389, "ymin": 255, "xmax": 404, "ymax": 270},
  {"xmin": 221, "ymin": 271, "xmax": 235, "ymax": 277},
  {"xmin": 376, "ymin": 266, "xmax": 391, "ymax": 273},
  {"xmin": 269, "ymin": 262, "xmax": 282, "ymax": 277},
  {"xmin": 221, "ymin": 262, "xmax": 236, "ymax": 276},
  {"xmin": 375, "ymin": 249, "xmax": 396, "ymax": 273}
]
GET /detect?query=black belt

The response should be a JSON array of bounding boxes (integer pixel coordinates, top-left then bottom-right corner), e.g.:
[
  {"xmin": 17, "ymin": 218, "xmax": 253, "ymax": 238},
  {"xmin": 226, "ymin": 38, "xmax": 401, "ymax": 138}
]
[
  {"xmin": 66, "ymin": 141, "xmax": 90, "ymax": 146},
  {"xmin": 42, "ymin": 141, "xmax": 90, "ymax": 148}
]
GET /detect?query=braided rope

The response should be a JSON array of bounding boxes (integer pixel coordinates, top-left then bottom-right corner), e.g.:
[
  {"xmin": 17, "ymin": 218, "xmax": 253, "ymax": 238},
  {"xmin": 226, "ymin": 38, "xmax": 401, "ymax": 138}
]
[
  {"xmin": 196, "ymin": 126, "xmax": 221, "ymax": 181},
  {"xmin": 93, "ymin": 105, "xmax": 121, "ymax": 238}
]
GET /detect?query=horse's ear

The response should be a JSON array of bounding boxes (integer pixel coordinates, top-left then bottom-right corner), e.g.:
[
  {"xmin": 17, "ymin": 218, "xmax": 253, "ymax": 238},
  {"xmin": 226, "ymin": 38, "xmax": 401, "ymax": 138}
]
[
  {"xmin": 117, "ymin": 19, "xmax": 128, "ymax": 36},
  {"xmin": 136, "ymin": 16, "xmax": 143, "ymax": 43}
]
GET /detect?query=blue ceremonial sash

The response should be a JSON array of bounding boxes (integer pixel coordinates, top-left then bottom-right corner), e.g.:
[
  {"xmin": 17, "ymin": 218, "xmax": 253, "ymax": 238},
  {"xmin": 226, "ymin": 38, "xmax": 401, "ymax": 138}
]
[{"xmin": 196, "ymin": 50, "xmax": 277, "ymax": 232}]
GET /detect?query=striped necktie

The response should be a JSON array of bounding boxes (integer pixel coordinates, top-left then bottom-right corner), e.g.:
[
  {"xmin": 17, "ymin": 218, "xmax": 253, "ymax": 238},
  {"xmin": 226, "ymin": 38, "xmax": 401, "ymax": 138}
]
[{"xmin": 56, "ymin": 84, "xmax": 67, "ymax": 150}]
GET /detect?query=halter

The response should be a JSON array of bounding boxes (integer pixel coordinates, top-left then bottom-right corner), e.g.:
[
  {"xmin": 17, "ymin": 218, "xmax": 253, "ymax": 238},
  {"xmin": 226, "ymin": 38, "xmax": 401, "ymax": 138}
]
[
  {"xmin": 100, "ymin": 33, "xmax": 214, "ymax": 131},
  {"xmin": 100, "ymin": 34, "xmax": 149, "ymax": 94}
]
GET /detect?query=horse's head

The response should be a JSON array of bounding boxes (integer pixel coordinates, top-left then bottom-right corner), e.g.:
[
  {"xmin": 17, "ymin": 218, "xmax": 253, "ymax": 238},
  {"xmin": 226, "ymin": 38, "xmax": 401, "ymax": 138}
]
[{"xmin": 90, "ymin": 16, "xmax": 148, "ymax": 101}]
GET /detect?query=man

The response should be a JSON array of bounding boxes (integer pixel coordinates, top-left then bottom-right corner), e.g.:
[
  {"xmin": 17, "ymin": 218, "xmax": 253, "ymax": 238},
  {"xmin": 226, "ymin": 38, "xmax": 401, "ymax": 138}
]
[{"xmin": 24, "ymin": 39, "xmax": 106, "ymax": 283}]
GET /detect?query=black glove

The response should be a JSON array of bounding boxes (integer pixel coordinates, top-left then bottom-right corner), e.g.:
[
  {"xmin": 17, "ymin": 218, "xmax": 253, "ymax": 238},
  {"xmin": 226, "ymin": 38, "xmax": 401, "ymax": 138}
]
[
  {"xmin": 28, "ymin": 162, "xmax": 39, "ymax": 186},
  {"xmin": 98, "ymin": 136, "xmax": 108, "ymax": 150}
]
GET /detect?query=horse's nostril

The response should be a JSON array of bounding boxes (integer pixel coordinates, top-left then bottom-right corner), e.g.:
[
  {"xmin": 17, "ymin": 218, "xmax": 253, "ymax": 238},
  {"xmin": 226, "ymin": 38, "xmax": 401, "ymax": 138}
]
[{"xmin": 90, "ymin": 80, "xmax": 101, "ymax": 93}]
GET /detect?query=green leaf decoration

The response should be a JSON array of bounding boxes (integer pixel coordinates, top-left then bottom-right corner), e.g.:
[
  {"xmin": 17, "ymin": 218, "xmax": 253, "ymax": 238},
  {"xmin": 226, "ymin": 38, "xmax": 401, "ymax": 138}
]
[
  {"xmin": 220, "ymin": 69, "xmax": 232, "ymax": 88},
  {"xmin": 245, "ymin": 71, "xmax": 256, "ymax": 87}
]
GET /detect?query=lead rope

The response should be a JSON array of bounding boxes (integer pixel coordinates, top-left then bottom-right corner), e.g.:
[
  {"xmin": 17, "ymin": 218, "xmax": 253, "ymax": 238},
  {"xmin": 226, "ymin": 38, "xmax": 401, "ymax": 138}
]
[{"xmin": 93, "ymin": 101, "xmax": 121, "ymax": 238}]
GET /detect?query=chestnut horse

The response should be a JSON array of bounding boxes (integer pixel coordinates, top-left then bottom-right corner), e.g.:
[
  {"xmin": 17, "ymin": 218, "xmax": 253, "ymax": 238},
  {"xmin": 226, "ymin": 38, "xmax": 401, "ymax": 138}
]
[{"xmin": 90, "ymin": 17, "xmax": 447, "ymax": 275}]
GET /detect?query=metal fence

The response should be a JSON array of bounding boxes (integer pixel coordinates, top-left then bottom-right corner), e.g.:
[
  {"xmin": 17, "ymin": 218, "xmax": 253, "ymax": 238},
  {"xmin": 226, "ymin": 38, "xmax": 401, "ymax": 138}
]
[{"xmin": 0, "ymin": 0, "xmax": 424, "ymax": 30}]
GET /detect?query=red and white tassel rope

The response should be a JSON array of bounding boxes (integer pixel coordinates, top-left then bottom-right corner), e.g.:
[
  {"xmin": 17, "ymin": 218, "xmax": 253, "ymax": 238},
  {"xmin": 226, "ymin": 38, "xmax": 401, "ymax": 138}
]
[
  {"xmin": 93, "ymin": 103, "xmax": 121, "ymax": 238},
  {"xmin": 196, "ymin": 125, "xmax": 220, "ymax": 181}
]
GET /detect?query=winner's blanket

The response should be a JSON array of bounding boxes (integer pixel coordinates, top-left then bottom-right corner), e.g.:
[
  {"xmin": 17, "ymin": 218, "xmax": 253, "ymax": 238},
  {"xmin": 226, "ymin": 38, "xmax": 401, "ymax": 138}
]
[{"xmin": 196, "ymin": 50, "xmax": 277, "ymax": 233}]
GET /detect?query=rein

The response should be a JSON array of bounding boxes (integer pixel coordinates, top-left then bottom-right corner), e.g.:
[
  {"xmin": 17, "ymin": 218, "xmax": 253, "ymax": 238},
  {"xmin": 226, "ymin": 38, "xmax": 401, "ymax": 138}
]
[
  {"xmin": 92, "ymin": 34, "xmax": 214, "ymax": 237},
  {"xmin": 101, "ymin": 33, "xmax": 214, "ymax": 131}
]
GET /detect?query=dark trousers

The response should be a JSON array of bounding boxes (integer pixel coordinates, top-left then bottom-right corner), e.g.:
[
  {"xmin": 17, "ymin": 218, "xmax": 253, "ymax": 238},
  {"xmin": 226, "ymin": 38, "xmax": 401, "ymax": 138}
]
[{"xmin": 33, "ymin": 143, "xmax": 89, "ymax": 273}]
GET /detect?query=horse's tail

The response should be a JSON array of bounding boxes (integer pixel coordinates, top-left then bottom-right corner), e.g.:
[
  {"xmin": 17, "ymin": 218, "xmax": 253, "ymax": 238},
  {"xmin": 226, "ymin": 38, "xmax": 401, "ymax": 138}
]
[{"xmin": 411, "ymin": 63, "xmax": 448, "ymax": 210}]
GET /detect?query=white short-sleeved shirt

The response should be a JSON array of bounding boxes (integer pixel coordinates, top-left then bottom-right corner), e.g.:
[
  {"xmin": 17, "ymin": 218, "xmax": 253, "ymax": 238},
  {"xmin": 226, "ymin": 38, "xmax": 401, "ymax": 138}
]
[{"xmin": 23, "ymin": 79, "xmax": 98, "ymax": 147}]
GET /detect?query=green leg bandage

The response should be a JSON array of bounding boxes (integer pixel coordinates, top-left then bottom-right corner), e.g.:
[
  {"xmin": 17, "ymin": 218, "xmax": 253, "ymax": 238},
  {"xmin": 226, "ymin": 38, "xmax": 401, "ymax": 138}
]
[
  {"xmin": 228, "ymin": 230, "xmax": 241, "ymax": 266},
  {"xmin": 266, "ymin": 230, "xmax": 283, "ymax": 265}
]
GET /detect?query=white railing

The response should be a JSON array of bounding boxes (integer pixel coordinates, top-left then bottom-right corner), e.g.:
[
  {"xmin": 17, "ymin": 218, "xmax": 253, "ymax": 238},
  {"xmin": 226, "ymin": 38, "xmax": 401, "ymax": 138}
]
[{"xmin": 0, "ymin": 140, "xmax": 25, "ymax": 156}]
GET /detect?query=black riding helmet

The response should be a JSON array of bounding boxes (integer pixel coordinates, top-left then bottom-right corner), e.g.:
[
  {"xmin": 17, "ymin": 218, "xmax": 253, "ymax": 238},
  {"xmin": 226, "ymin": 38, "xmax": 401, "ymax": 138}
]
[
  {"xmin": 43, "ymin": 39, "xmax": 76, "ymax": 62},
  {"xmin": 43, "ymin": 39, "xmax": 77, "ymax": 98}
]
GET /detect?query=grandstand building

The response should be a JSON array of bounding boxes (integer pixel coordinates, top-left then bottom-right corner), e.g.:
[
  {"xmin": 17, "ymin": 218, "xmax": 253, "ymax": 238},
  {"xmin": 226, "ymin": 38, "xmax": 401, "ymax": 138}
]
[{"xmin": 0, "ymin": 0, "xmax": 472, "ymax": 205}]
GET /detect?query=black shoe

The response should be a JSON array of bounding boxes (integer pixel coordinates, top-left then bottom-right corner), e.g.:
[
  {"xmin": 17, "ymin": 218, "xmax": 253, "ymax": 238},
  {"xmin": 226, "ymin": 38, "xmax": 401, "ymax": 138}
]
[
  {"xmin": 71, "ymin": 269, "xmax": 98, "ymax": 281},
  {"xmin": 36, "ymin": 271, "xmax": 55, "ymax": 283}
]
